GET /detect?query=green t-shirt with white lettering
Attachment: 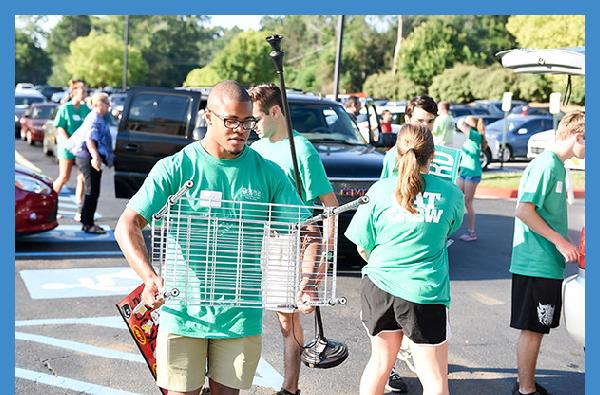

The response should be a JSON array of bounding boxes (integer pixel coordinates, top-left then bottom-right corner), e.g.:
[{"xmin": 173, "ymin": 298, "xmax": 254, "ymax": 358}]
[
  {"xmin": 458, "ymin": 129, "xmax": 482, "ymax": 178},
  {"xmin": 127, "ymin": 143, "xmax": 306, "ymax": 339},
  {"xmin": 251, "ymin": 131, "xmax": 333, "ymax": 205},
  {"xmin": 344, "ymin": 174, "xmax": 464, "ymax": 307},
  {"xmin": 510, "ymin": 150, "xmax": 568, "ymax": 279}
]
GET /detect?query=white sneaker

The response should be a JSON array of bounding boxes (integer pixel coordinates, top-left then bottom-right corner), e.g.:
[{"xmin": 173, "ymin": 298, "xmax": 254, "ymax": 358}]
[{"xmin": 73, "ymin": 213, "xmax": 81, "ymax": 222}]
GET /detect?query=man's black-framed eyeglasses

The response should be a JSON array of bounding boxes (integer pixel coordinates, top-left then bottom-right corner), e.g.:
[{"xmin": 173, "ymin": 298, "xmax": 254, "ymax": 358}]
[{"xmin": 208, "ymin": 108, "xmax": 257, "ymax": 131}]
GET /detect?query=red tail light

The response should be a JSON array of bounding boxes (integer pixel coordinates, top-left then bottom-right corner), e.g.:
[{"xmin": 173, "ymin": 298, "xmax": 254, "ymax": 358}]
[{"xmin": 578, "ymin": 227, "xmax": 585, "ymax": 269}]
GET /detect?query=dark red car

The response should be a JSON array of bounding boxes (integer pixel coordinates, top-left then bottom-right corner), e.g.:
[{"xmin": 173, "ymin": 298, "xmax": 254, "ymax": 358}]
[
  {"xmin": 15, "ymin": 163, "xmax": 58, "ymax": 235},
  {"xmin": 19, "ymin": 102, "xmax": 58, "ymax": 145}
]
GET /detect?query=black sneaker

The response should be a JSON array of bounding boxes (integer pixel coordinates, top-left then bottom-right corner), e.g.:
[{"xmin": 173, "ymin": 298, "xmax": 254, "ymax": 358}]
[
  {"xmin": 273, "ymin": 389, "xmax": 300, "ymax": 395},
  {"xmin": 385, "ymin": 368, "xmax": 408, "ymax": 393},
  {"xmin": 511, "ymin": 381, "xmax": 550, "ymax": 395}
]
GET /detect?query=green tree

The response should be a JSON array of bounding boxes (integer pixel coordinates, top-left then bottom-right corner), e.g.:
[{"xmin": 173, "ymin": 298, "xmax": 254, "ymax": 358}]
[
  {"xmin": 65, "ymin": 33, "xmax": 147, "ymax": 87},
  {"xmin": 184, "ymin": 66, "xmax": 221, "ymax": 87},
  {"xmin": 398, "ymin": 16, "xmax": 516, "ymax": 87},
  {"xmin": 363, "ymin": 70, "xmax": 425, "ymax": 101},
  {"xmin": 92, "ymin": 15, "xmax": 220, "ymax": 86},
  {"xmin": 15, "ymin": 29, "xmax": 52, "ymax": 84},
  {"xmin": 46, "ymin": 15, "xmax": 92, "ymax": 85},
  {"xmin": 208, "ymin": 31, "xmax": 276, "ymax": 86},
  {"xmin": 506, "ymin": 15, "xmax": 584, "ymax": 49}
]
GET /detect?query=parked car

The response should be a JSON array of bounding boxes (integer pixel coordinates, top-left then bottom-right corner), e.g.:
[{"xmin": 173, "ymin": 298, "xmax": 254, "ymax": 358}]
[
  {"xmin": 562, "ymin": 227, "xmax": 585, "ymax": 348},
  {"xmin": 19, "ymin": 102, "xmax": 58, "ymax": 145},
  {"xmin": 15, "ymin": 88, "xmax": 46, "ymax": 136},
  {"xmin": 109, "ymin": 92, "xmax": 128, "ymax": 113},
  {"xmin": 34, "ymin": 85, "xmax": 66, "ymax": 101},
  {"xmin": 449, "ymin": 104, "xmax": 489, "ymax": 118},
  {"xmin": 471, "ymin": 99, "xmax": 527, "ymax": 117},
  {"xmin": 484, "ymin": 115, "xmax": 554, "ymax": 159},
  {"xmin": 51, "ymin": 91, "xmax": 67, "ymax": 103},
  {"xmin": 15, "ymin": 163, "xmax": 58, "ymax": 235},
  {"xmin": 114, "ymin": 87, "xmax": 390, "ymax": 260},
  {"xmin": 510, "ymin": 105, "xmax": 551, "ymax": 116}
]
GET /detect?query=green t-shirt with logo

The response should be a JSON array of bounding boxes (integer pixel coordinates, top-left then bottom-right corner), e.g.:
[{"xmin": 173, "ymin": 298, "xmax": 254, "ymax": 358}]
[
  {"xmin": 251, "ymin": 131, "xmax": 333, "ymax": 205},
  {"xmin": 127, "ymin": 143, "xmax": 306, "ymax": 339},
  {"xmin": 432, "ymin": 114, "xmax": 455, "ymax": 146},
  {"xmin": 510, "ymin": 150, "xmax": 568, "ymax": 279},
  {"xmin": 459, "ymin": 129, "xmax": 483, "ymax": 178},
  {"xmin": 344, "ymin": 174, "xmax": 464, "ymax": 307}
]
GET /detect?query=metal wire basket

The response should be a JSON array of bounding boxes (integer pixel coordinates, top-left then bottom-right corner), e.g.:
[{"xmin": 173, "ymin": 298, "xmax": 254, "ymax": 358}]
[{"xmin": 150, "ymin": 180, "xmax": 367, "ymax": 310}]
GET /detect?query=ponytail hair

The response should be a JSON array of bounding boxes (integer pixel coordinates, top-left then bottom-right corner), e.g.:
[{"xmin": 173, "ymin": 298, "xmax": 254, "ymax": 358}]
[
  {"xmin": 394, "ymin": 123, "xmax": 434, "ymax": 214},
  {"xmin": 465, "ymin": 115, "xmax": 488, "ymax": 151}
]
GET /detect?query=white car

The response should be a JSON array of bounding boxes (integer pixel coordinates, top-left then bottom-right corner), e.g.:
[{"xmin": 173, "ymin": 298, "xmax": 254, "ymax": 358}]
[
  {"xmin": 499, "ymin": 46, "xmax": 585, "ymax": 348},
  {"xmin": 562, "ymin": 227, "xmax": 585, "ymax": 348},
  {"xmin": 528, "ymin": 129, "xmax": 585, "ymax": 170}
]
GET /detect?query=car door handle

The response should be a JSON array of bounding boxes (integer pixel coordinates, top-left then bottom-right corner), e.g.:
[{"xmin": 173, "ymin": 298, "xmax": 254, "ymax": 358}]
[{"xmin": 124, "ymin": 144, "xmax": 139, "ymax": 152}]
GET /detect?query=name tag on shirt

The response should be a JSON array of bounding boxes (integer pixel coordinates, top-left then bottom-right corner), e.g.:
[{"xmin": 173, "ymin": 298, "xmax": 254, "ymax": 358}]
[
  {"xmin": 72, "ymin": 114, "xmax": 81, "ymax": 121},
  {"xmin": 555, "ymin": 181, "xmax": 563, "ymax": 194},
  {"xmin": 200, "ymin": 190, "xmax": 222, "ymax": 208}
]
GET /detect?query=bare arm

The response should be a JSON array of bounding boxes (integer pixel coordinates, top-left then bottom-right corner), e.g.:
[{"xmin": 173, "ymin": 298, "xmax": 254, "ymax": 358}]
[
  {"xmin": 85, "ymin": 138, "xmax": 103, "ymax": 171},
  {"xmin": 57, "ymin": 126, "xmax": 69, "ymax": 141},
  {"xmin": 115, "ymin": 207, "xmax": 165, "ymax": 308},
  {"xmin": 297, "ymin": 224, "xmax": 322, "ymax": 314},
  {"xmin": 515, "ymin": 202, "xmax": 578, "ymax": 262},
  {"xmin": 357, "ymin": 246, "xmax": 370, "ymax": 263}
]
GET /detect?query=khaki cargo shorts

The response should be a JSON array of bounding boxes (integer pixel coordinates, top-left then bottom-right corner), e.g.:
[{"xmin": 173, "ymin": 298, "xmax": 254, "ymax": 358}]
[{"xmin": 155, "ymin": 331, "xmax": 262, "ymax": 392}]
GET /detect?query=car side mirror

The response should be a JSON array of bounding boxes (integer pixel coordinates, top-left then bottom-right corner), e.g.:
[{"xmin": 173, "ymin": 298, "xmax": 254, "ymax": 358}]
[{"xmin": 517, "ymin": 128, "xmax": 528, "ymax": 135}]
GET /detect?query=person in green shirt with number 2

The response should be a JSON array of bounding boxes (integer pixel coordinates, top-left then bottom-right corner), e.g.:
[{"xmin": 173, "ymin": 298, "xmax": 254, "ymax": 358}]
[{"xmin": 346, "ymin": 123, "xmax": 464, "ymax": 395}]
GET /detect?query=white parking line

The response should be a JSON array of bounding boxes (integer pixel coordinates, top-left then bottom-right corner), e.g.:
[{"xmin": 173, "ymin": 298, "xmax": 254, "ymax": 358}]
[
  {"xmin": 16, "ymin": 316, "xmax": 126, "ymax": 329},
  {"xmin": 16, "ymin": 224, "xmax": 114, "ymax": 243},
  {"xmin": 15, "ymin": 368, "xmax": 139, "ymax": 395},
  {"xmin": 16, "ymin": 332, "xmax": 145, "ymax": 362},
  {"xmin": 471, "ymin": 291, "xmax": 505, "ymax": 305}
]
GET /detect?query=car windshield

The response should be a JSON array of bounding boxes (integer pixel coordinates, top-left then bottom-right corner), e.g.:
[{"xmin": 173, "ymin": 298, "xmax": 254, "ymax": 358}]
[
  {"xmin": 291, "ymin": 103, "xmax": 364, "ymax": 144},
  {"xmin": 15, "ymin": 96, "xmax": 44, "ymax": 106},
  {"xmin": 30, "ymin": 106, "xmax": 55, "ymax": 119}
]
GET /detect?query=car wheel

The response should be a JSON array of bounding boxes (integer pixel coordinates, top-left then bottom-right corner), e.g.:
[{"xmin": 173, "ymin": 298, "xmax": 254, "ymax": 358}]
[
  {"xmin": 480, "ymin": 147, "xmax": 492, "ymax": 170},
  {"xmin": 499, "ymin": 144, "xmax": 512, "ymax": 162},
  {"xmin": 27, "ymin": 131, "xmax": 35, "ymax": 145}
]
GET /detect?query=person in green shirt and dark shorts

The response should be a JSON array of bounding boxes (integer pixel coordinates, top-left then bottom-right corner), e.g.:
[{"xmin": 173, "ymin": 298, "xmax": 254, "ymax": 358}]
[
  {"xmin": 115, "ymin": 81, "xmax": 317, "ymax": 395},
  {"xmin": 456, "ymin": 115, "xmax": 488, "ymax": 242},
  {"xmin": 52, "ymin": 81, "xmax": 91, "ymax": 217},
  {"xmin": 510, "ymin": 110, "xmax": 585, "ymax": 395},
  {"xmin": 346, "ymin": 123, "xmax": 464, "ymax": 395},
  {"xmin": 248, "ymin": 83, "xmax": 339, "ymax": 395}
]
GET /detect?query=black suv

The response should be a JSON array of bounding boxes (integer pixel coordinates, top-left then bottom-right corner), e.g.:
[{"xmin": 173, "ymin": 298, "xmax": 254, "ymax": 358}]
[{"xmin": 114, "ymin": 87, "xmax": 388, "ymax": 261}]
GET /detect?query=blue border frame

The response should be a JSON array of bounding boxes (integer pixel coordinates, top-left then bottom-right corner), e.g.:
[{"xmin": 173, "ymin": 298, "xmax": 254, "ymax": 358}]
[{"xmin": 7, "ymin": 1, "xmax": 595, "ymax": 393}]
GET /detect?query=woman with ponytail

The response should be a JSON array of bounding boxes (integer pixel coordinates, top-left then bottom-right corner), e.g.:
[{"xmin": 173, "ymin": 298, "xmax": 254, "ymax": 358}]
[
  {"xmin": 345, "ymin": 123, "xmax": 464, "ymax": 395},
  {"xmin": 456, "ymin": 115, "xmax": 487, "ymax": 242}
]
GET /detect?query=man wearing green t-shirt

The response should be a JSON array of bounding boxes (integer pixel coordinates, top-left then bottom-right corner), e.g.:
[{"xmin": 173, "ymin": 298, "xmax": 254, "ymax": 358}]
[
  {"xmin": 380, "ymin": 95, "xmax": 438, "ymax": 179},
  {"xmin": 509, "ymin": 110, "xmax": 585, "ymax": 395},
  {"xmin": 248, "ymin": 83, "xmax": 338, "ymax": 395},
  {"xmin": 431, "ymin": 101, "xmax": 454, "ymax": 146},
  {"xmin": 115, "ymin": 81, "xmax": 316, "ymax": 395}
]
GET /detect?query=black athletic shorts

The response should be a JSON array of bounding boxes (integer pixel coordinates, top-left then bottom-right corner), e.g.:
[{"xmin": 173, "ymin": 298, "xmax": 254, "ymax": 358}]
[
  {"xmin": 360, "ymin": 275, "xmax": 448, "ymax": 345},
  {"xmin": 510, "ymin": 273, "xmax": 563, "ymax": 334}
]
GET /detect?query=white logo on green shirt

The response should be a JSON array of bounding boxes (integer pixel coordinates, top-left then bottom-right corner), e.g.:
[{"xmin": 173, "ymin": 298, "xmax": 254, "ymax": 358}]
[
  {"xmin": 386, "ymin": 192, "xmax": 444, "ymax": 224},
  {"xmin": 240, "ymin": 186, "xmax": 262, "ymax": 201}
]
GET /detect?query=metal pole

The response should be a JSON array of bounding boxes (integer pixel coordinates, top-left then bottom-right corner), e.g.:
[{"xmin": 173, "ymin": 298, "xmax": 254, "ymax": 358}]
[
  {"xmin": 500, "ymin": 111, "xmax": 508, "ymax": 169},
  {"xmin": 332, "ymin": 15, "xmax": 345, "ymax": 102},
  {"xmin": 123, "ymin": 15, "xmax": 129, "ymax": 91}
]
